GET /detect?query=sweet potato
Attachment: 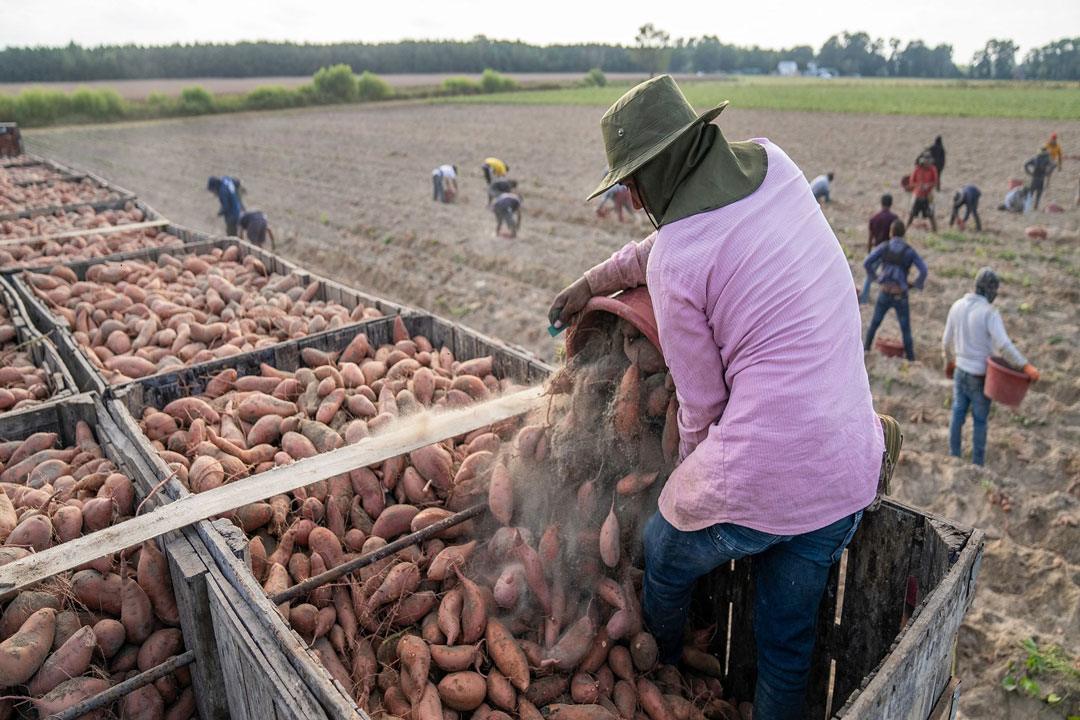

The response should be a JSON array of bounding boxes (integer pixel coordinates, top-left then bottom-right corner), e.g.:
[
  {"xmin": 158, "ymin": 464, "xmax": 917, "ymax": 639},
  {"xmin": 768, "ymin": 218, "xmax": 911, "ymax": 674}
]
[
  {"xmin": 0, "ymin": 607, "xmax": 55, "ymax": 686},
  {"xmin": 546, "ymin": 705, "xmax": 619, "ymax": 720},
  {"xmin": 613, "ymin": 680, "xmax": 638, "ymax": 719},
  {"xmin": 368, "ymin": 561, "xmax": 420, "ymax": 608},
  {"xmin": 27, "ymin": 624, "xmax": 96, "ymax": 696},
  {"xmin": 437, "ymin": 671, "xmax": 487, "ymax": 711},
  {"xmin": 438, "ymin": 585, "xmax": 464, "ymax": 645},
  {"xmin": 630, "ymin": 632, "xmax": 659, "ymax": 672},
  {"xmin": 92, "ymin": 618, "xmax": 126, "ymax": 659},
  {"xmin": 488, "ymin": 460, "xmax": 514, "ymax": 526},
  {"xmin": 430, "ymin": 643, "xmax": 480, "ymax": 672},
  {"xmin": 427, "ymin": 541, "xmax": 478, "ymax": 582},
  {"xmin": 637, "ymin": 679, "xmax": 677, "ymax": 720},
  {"xmin": 680, "ymin": 647, "xmax": 722, "ymax": 678},
  {"xmin": 397, "ymin": 634, "xmax": 431, "ymax": 704},
  {"xmin": 30, "ymin": 676, "xmax": 111, "ymax": 718},
  {"xmin": 486, "ymin": 617, "xmax": 530, "ymax": 691},
  {"xmin": 121, "ymin": 577, "xmax": 155, "ymax": 644},
  {"xmin": 71, "ymin": 569, "xmax": 123, "ymax": 615},
  {"xmin": 600, "ymin": 497, "xmax": 620, "ymax": 568},
  {"xmin": 370, "ymin": 503, "xmax": 418, "ymax": 540},
  {"xmin": 616, "ymin": 471, "xmax": 659, "ymax": 496},
  {"xmin": 5, "ymin": 513, "xmax": 52, "ymax": 552},
  {"xmin": 138, "ymin": 628, "xmax": 184, "ymax": 671},
  {"xmin": 512, "ymin": 530, "xmax": 550, "ymax": 613},
  {"xmin": 546, "ymin": 615, "xmax": 595, "ymax": 671}
]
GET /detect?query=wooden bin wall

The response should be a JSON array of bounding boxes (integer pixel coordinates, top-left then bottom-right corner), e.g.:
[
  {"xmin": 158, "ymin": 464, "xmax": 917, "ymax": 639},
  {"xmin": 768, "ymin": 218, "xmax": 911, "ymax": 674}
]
[
  {"xmin": 108, "ymin": 312, "xmax": 554, "ymax": 720},
  {"xmin": 0, "ymin": 394, "xmax": 232, "ymax": 720},
  {"xmin": 689, "ymin": 499, "xmax": 984, "ymax": 720},
  {"xmin": 0, "ymin": 274, "xmax": 78, "ymax": 409},
  {"xmin": 9, "ymin": 237, "xmax": 407, "ymax": 395}
]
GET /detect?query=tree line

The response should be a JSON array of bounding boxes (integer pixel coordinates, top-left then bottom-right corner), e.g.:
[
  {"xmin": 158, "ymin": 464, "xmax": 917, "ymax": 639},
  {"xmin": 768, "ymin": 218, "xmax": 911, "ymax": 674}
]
[{"xmin": 0, "ymin": 34, "xmax": 1077, "ymax": 82}]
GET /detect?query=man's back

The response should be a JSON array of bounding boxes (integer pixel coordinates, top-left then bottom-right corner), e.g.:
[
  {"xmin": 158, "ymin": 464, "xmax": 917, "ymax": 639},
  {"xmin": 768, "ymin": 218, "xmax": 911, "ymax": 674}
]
[
  {"xmin": 944, "ymin": 293, "xmax": 1025, "ymax": 375},
  {"xmin": 868, "ymin": 209, "xmax": 897, "ymax": 248},
  {"xmin": 646, "ymin": 139, "xmax": 881, "ymax": 535}
]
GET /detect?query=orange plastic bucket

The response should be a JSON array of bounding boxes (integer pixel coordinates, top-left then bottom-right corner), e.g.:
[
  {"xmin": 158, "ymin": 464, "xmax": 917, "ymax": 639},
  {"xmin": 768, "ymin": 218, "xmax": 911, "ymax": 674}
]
[{"xmin": 984, "ymin": 356, "xmax": 1030, "ymax": 407}]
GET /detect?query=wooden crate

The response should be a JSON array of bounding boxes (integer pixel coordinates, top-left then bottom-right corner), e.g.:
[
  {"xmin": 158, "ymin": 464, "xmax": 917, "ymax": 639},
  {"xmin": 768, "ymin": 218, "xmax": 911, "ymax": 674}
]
[
  {"xmin": 0, "ymin": 394, "xmax": 233, "ymax": 720},
  {"xmin": 689, "ymin": 499, "xmax": 984, "ymax": 719},
  {"xmin": 0, "ymin": 274, "xmax": 77, "ymax": 411},
  {"xmin": 108, "ymin": 312, "xmax": 553, "ymax": 719},
  {"xmin": 9, "ymin": 236, "xmax": 408, "ymax": 395},
  {"xmin": 0, "ymin": 124, "xmax": 21, "ymax": 157}
]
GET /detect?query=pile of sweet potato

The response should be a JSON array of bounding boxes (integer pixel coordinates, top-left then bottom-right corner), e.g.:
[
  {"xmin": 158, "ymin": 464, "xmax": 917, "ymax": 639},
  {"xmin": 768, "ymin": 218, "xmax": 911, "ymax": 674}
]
[
  {"xmin": 0, "ymin": 165, "xmax": 69, "ymax": 186},
  {"xmin": 0, "ymin": 204, "xmax": 184, "ymax": 269},
  {"xmin": 133, "ymin": 317, "xmax": 749, "ymax": 720},
  {"xmin": 0, "ymin": 302, "xmax": 60, "ymax": 414},
  {"xmin": 0, "ymin": 424, "xmax": 193, "ymax": 719},
  {"xmin": 0, "ymin": 178, "xmax": 121, "ymax": 214},
  {"xmin": 24, "ymin": 244, "xmax": 384, "ymax": 384}
]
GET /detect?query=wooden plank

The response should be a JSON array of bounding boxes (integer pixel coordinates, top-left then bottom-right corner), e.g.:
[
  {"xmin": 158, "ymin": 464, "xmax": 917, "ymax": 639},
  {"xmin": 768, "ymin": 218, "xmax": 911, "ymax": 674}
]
[
  {"xmin": 0, "ymin": 219, "xmax": 168, "ymax": 246},
  {"xmin": 803, "ymin": 560, "xmax": 841, "ymax": 719},
  {"xmin": 831, "ymin": 504, "xmax": 920, "ymax": 709},
  {"xmin": 0, "ymin": 385, "xmax": 544, "ymax": 595},
  {"xmin": 927, "ymin": 677, "xmax": 961, "ymax": 720},
  {"xmin": 725, "ymin": 557, "xmax": 756, "ymax": 703},
  {"xmin": 202, "ymin": 524, "xmax": 363, "ymax": 718},
  {"xmin": 206, "ymin": 574, "xmax": 320, "ymax": 720},
  {"xmin": 835, "ymin": 530, "xmax": 982, "ymax": 719},
  {"xmin": 163, "ymin": 530, "xmax": 231, "ymax": 720}
]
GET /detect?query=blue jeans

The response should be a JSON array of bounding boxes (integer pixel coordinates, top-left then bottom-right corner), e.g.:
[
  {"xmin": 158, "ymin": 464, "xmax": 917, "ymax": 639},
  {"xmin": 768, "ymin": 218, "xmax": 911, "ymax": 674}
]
[
  {"xmin": 860, "ymin": 273, "xmax": 874, "ymax": 304},
  {"xmin": 432, "ymin": 174, "xmax": 445, "ymax": 203},
  {"xmin": 949, "ymin": 368, "xmax": 991, "ymax": 466},
  {"xmin": 643, "ymin": 510, "xmax": 863, "ymax": 720},
  {"xmin": 864, "ymin": 291, "xmax": 914, "ymax": 360}
]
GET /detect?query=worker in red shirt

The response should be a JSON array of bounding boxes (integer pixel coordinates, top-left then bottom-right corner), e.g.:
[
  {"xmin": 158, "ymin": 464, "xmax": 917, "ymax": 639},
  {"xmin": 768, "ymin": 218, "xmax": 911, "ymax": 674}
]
[{"xmin": 907, "ymin": 154, "xmax": 938, "ymax": 232}]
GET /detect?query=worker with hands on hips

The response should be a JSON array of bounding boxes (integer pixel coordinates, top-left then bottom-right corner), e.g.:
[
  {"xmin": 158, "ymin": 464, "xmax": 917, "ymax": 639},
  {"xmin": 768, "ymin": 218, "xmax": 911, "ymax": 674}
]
[{"xmin": 549, "ymin": 75, "xmax": 887, "ymax": 720}]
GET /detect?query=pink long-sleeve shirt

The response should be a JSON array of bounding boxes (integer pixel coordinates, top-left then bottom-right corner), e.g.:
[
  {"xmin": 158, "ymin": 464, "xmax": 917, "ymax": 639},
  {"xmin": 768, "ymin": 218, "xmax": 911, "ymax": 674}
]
[{"xmin": 584, "ymin": 139, "xmax": 882, "ymax": 535}]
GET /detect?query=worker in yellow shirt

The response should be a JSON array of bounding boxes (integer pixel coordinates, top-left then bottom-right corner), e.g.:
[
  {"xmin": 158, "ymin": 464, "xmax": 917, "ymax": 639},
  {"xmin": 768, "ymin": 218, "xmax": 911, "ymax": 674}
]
[
  {"xmin": 1046, "ymin": 133, "xmax": 1063, "ymax": 168},
  {"xmin": 481, "ymin": 157, "xmax": 509, "ymax": 185}
]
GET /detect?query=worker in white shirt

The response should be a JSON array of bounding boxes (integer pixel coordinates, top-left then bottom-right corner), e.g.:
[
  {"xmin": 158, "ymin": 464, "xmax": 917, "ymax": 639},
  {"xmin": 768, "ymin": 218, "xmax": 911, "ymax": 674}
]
[
  {"xmin": 432, "ymin": 164, "xmax": 458, "ymax": 203},
  {"xmin": 942, "ymin": 268, "xmax": 1039, "ymax": 466}
]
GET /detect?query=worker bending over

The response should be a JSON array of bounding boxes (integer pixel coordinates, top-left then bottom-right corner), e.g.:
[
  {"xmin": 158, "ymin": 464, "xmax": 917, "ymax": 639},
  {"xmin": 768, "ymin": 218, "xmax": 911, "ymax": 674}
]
[
  {"xmin": 950, "ymin": 185, "xmax": 982, "ymax": 231},
  {"xmin": 943, "ymin": 268, "xmax": 1038, "ymax": 466},
  {"xmin": 207, "ymin": 175, "xmax": 244, "ymax": 236},
  {"xmin": 238, "ymin": 210, "xmax": 275, "ymax": 251},
  {"xmin": 481, "ymin": 157, "xmax": 509, "ymax": 185},
  {"xmin": 432, "ymin": 165, "xmax": 458, "ymax": 204},
  {"xmin": 549, "ymin": 76, "xmax": 886, "ymax": 720},
  {"xmin": 491, "ymin": 192, "xmax": 522, "ymax": 238}
]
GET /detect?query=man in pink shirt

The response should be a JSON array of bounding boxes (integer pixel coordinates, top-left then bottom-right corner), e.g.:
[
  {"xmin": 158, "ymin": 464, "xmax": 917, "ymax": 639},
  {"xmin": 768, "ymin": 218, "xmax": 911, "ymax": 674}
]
[{"xmin": 550, "ymin": 76, "xmax": 886, "ymax": 719}]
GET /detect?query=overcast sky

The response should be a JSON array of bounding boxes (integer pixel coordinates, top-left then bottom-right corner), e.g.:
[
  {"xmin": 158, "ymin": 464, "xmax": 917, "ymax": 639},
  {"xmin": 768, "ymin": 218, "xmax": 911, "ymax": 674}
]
[{"xmin": 4, "ymin": 0, "xmax": 1077, "ymax": 65}]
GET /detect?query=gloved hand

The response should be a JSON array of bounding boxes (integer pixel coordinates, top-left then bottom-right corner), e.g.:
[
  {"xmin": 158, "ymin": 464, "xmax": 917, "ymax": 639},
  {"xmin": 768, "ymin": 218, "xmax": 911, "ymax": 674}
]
[
  {"xmin": 1022, "ymin": 364, "xmax": 1040, "ymax": 382},
  {"xmin": 548, "ymin": 277, "xmax": 593, "ymax": 330}
]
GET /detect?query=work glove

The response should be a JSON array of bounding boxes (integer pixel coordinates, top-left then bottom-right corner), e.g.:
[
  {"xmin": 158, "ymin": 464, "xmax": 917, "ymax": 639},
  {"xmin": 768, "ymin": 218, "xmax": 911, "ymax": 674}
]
[
  {"xmin": 548, "ymin": 276, "xmax": 593, "ymax": 330},
  {"xmin": 1022, "ymin": 364, "xmax": 1040, "ymax": 382}
]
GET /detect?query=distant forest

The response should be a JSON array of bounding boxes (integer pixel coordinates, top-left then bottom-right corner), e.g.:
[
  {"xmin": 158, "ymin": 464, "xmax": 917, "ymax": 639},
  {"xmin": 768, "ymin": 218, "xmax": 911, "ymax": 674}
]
[{"xmin": 1, "ymin": 34, "xmax": 1078, "ymax": 82}]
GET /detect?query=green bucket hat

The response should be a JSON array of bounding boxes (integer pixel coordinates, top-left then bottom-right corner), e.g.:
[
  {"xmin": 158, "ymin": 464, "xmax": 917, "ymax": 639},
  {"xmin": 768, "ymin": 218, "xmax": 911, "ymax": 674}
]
[{"xmin": 588, "ymin": 74, "xmax": 729, "ymax": 201}]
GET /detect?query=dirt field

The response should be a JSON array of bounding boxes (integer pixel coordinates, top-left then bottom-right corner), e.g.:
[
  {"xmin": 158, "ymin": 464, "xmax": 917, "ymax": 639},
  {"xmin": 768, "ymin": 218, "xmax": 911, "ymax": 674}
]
[
  {"xmin": 0, "ymin": 72, "xmax": 654, "ymax": 99},
  {"xmin": 26, "ymin": 102, "xmax": 1080, "ymax": 718}
]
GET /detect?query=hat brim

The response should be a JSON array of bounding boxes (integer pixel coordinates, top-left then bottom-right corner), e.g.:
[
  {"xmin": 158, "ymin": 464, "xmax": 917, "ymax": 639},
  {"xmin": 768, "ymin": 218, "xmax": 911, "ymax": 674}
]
[{"xmin": 587, "ymin": 101, "xmax": 728, "ymax": 201}]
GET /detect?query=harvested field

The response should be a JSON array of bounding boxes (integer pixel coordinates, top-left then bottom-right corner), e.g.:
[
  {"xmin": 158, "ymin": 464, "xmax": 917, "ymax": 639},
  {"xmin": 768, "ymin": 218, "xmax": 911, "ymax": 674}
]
[{"xmin": 26, "ymin": 101, "xmax": 1080, "ymax": 719}]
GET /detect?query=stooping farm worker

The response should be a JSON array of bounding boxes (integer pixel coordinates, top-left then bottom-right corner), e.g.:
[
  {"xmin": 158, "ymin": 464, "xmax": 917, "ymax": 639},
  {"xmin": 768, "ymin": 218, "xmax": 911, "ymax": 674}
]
[
  {"xmin": 863, "ymin": 193, "xmax": 898, "ymax": 304},
  {"xmin": 547, "ymin": 75, "xmax": 895, "ymax": 719},
  {"xmin": 238, "ymin": 209, "xmax": 275, "ymax": 251},
  {"xmin": 481, "ymin": 156, "xmax": 509, "ymax": 185},
  {"xmin": 431, "ymin": 164, "xmax": 458, "ymax": 204},
  {"xmin": 950, "ymin": 184, "xmax": 982, "ymax": 232},
  {"xmin": 491, "ymin": 191, "xmax": 522, "ymax": 238},
  {"xmin": 487, "ymin": 177, "xmax": 518, "ymax": 207},
  {"xmin": 206, "ymin": 175, "xmax": 244, "ymax": 236},
  {"xmin": 809, "ymin": 171, "xmax": 833, "ymax": 204},
  {"xmin": 862, "ymin": 219, "xmax": 928, "ymax": 361},
  {"xmin": 943, "ymin": 268, "xmax": 1039, "ymax": 466},
  {"xmin": 999, "ymin": 184, "xmax": 1026, "ymax": 213},
  {"xmin": 596, "ymin": 182, "xmax": 634, "ymax": 221},
  {"xmin": 907, "ymin": 154, "xmax": 938, "ymax": 231}
]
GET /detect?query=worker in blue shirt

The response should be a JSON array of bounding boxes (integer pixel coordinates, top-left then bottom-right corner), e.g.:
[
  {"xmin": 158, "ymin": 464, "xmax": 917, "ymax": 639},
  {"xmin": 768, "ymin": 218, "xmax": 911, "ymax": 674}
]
[
  {"xmin": 207, "ymin": 176, "xmax": 245, "ymax": 236},
  {"xmin": 862, "ymin": 219, "xmax": 928, "ymax": 361}
]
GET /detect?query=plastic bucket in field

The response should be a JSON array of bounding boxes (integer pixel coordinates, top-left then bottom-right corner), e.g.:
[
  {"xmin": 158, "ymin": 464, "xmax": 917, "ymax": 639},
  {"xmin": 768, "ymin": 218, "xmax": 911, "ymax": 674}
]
[
  {"xmin": 875, "ymin": 337, "xmax": 905, "ymax": 357},
  {"xmin": 566, "ymin": 285, "xmax": 658, "ymax": 359},
  {"xmin": 984, "ymin": 356, "xmax": 1031, "ymax": 406}
]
